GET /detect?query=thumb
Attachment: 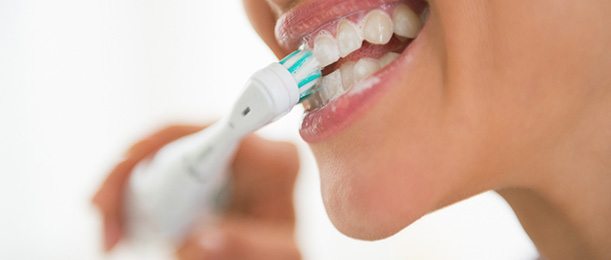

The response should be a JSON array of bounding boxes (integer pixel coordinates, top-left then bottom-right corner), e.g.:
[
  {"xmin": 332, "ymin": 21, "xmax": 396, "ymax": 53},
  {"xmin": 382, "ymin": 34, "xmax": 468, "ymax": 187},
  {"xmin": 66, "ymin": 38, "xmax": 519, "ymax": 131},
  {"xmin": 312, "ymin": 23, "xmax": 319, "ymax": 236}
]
[{"xmin": 229, "ymin": 136, "xmax": 300, "ymax": 222}]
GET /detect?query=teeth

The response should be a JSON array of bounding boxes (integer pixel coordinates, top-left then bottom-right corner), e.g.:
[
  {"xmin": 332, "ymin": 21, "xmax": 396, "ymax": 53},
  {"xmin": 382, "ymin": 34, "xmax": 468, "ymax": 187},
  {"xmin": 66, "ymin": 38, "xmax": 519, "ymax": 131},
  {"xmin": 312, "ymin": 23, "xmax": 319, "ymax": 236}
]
[
  {"xmin": 310, "ymin": 5, "xmax": 422, "ymax": 66},
  {"xmin": 318, "ymin": 70, "xmax": 344, "ymax": 100},
  {"xmin": 362, "ymin": 10, "xmax": 394, "ymax": 45},
  {"xmin": 353, "ymin": 58, "xmax": 380, "ymax": 82},
  {"xmin": 304, "ymin": 4, "xmax": 426, "ymax": 109},
  {"xmin": 337, "ymin": 20, "xmax": 363, "ymax": 57},
  {"xmin": 339, "ymin": 61, "xmax": 356, "ymax": 91},
  {"xmin": 313, "ymin": 31, "xmax": 340, "ymax": 67},
  {"xmin": 305, "ymin": 52, "xmax": 399, "ymax": 110},
  {"xmin": 379, "ymin": 52, "xmax": 400, "ymax": 67},
  {"xmin": 393, "ymin": 4, "xmax": 422, "ymax": 38}
]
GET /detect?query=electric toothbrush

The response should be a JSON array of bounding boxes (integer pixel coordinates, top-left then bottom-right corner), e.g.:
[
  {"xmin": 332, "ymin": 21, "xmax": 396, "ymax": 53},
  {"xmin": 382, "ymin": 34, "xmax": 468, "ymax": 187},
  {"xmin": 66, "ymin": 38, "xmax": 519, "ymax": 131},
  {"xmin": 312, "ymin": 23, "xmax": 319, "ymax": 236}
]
[{"xmin": 124, "ymin": 49, "xmax": 322, "ymax": 245}]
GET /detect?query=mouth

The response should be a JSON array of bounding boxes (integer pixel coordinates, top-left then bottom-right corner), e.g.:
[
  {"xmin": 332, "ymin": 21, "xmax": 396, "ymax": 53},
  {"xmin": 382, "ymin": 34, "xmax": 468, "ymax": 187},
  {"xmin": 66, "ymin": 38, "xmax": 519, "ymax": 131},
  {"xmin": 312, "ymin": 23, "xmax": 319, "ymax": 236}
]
[{"xmin": 276, "ymin": 0, "xmax": 430, "ymax": 142}]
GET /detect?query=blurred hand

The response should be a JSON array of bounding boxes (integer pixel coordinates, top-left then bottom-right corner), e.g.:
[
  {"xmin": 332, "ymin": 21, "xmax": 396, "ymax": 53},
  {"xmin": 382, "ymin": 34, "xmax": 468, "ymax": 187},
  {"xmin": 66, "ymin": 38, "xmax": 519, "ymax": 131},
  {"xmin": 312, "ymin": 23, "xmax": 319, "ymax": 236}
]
[{"xmin": 92, "ymin": 125, "xmax": 301, "ymax": 260}]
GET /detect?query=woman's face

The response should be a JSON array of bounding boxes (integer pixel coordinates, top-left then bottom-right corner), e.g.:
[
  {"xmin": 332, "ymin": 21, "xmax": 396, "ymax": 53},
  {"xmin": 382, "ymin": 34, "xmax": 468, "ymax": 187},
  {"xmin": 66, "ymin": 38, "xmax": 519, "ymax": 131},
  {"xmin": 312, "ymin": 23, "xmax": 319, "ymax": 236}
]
[{"xmin": 245, "ymin": 0, "xmax": 611, "ymax": 239}]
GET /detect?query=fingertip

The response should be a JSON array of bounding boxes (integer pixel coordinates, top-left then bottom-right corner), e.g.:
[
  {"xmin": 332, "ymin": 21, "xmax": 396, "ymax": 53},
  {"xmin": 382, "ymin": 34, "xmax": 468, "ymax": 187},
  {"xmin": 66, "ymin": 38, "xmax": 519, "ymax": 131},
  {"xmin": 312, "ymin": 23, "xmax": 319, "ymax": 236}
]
[{"xmin": 103, "ymin": 216, "xmax": 122, "ymax": 252}]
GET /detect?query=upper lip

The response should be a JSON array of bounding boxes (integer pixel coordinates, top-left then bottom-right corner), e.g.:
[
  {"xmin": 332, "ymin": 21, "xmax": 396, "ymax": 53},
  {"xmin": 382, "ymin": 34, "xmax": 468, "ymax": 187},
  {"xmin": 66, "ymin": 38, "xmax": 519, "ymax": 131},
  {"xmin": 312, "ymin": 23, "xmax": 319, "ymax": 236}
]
[{"xmin": 275, "ymin": 0, "xmax": 404, "ymax": 51}]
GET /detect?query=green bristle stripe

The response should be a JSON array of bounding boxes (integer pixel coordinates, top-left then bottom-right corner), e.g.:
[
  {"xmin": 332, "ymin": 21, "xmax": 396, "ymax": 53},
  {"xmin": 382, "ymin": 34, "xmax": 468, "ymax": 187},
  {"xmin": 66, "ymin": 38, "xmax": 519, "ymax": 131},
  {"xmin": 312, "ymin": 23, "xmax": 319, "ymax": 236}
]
[
  {"xmin": 279, "ymin": 50, "xmax": 300, "ymax": 65},
  {"xmin": 299, "ymin": 90, "xmax": 315, "ymax": 102},
  {"xmin": 298, "ymin": 71, "xmax": 321, "ymax": 88},
  {"xmin": 288, "ymin": 51, "xmax": 312, "ymax": 73}
]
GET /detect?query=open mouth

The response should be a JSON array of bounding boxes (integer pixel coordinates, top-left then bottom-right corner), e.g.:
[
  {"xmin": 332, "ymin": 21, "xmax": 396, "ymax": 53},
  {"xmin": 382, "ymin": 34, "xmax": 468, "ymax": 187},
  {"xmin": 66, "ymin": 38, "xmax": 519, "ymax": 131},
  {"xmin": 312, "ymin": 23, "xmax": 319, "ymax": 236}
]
[{"xmin": 275, "ymin": 0, "xmax": 430, "ymax": 141}]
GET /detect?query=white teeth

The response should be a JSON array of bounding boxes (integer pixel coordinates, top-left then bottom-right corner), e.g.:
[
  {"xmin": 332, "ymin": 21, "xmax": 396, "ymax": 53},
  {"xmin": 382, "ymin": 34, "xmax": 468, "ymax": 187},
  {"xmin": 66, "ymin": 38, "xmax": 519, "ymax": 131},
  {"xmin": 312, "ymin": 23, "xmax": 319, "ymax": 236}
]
[
  {"xmin": 304, "ymin": 4, "xmax": 427, "ymax": 109},
  {"xmin": 305, "ymin": 52, "xmax": 397, "ymax": 109},
  {"xmin": 310, "ymin": 5, "xmax": 423, "ymax": 67},
  {"xmin": 362, "ymin": 10, "xmax": 394, "ymax": 45},
  {"xmin": 339, "ymin": 61, "xmax": 356, "ymax": 91},
  {"xmin": 353, "ymin": 58, "xmax": 380, "ymax": 82},
  {"xmin": 337, "ymin": 20, "xmax": 363, "ymax": 57},
  {"xmin": 393, "ymin": 4, "xmax": 422, "ymax": 38},
  {"xmin": 313, "ymin": 31, "xmax": 340, "ymax": 67},
  {"xmin": 318, "ymin": 70, "xmax": 344, "ymax": 100},
  {"xmin": 379, "ymin": 52, "xmax": 400, "ymax": 67}
]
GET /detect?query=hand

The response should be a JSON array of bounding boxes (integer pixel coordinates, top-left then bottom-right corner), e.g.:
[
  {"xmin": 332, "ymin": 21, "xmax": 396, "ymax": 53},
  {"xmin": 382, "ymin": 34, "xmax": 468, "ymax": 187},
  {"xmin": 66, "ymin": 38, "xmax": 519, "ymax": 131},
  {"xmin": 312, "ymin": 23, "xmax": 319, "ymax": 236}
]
[{"xmin": 92, "ymin": 125, "xmax": 301, "ymax": 260}]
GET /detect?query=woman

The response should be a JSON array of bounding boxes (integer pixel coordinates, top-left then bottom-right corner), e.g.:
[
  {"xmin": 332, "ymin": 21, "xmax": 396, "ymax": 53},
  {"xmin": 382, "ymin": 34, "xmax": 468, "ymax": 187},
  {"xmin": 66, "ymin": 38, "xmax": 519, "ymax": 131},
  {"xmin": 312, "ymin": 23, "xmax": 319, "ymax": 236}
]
[{"xmin": 93, "ymin": 0, "xmax": 611, "ymax": 259}]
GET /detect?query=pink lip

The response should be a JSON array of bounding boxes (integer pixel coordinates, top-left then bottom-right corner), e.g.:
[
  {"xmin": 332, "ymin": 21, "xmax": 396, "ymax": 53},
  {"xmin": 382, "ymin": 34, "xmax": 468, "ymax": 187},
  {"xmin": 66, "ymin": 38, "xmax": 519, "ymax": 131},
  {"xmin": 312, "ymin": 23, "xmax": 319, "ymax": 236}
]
[{"xmin": 275, "ymin": 0, "xmax": 429, "ymax": 142}]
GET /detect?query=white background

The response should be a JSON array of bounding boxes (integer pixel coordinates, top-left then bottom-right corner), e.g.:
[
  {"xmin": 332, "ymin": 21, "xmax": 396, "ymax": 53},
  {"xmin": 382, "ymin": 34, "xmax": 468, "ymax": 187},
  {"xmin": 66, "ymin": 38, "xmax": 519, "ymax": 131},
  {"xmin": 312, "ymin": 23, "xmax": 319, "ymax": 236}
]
[{"xmin": 0, "ymin": 0, "xmax": 538, "ymax": 259}]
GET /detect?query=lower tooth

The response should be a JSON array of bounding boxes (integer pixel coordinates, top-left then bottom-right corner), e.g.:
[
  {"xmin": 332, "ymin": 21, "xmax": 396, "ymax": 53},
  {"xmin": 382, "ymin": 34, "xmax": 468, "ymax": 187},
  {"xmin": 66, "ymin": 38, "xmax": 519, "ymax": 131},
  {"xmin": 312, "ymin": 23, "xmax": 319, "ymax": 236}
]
[
  {"xmin": 319, "ymin": 70, "xmax": 344, "ymax": 100},
  {"xmin": 339, "ymin": 61, "xmax": 356, "ymax": 91},
  {"xmin": 353, "ymin": 58, "xmax": 381, "ymax": 82},
  {"xmin": 379, "ymin": 52, "xmax": 400, "ymax": 67}
]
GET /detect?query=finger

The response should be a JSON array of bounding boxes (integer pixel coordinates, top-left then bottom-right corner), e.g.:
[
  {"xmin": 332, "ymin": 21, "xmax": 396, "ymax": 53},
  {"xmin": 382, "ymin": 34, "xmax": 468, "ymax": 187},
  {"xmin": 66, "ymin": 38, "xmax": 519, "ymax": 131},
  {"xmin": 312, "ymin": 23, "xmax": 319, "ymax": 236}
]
[
  {"xmin": 228, "ymin": 136, "xmax": 300, "ymax": 222},
  {"xmin": 176, "ymin": 219, "xmax": 300, "ymax": 260},
  {"xmin": 92, "ymin": 124, "xmax": 204, "ymax": 251},
  {"xmin": 101, "ymin": 212, "xmax": 122, "ymax": 251}
]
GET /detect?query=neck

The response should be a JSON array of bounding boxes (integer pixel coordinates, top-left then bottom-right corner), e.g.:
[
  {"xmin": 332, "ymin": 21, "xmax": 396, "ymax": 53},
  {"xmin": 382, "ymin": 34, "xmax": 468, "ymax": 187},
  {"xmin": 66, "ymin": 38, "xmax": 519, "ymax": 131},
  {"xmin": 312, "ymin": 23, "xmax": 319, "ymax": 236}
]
[{"xmin": 500, "ymin": 99, "xmax": 611, "ymax": 259}]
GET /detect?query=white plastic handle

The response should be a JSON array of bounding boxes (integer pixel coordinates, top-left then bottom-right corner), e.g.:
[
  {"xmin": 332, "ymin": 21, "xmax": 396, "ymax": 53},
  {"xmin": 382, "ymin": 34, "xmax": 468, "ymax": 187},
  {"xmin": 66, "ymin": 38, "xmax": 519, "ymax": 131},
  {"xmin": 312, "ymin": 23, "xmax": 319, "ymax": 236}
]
[
  {"xmin": 125, "ymin": 124, "xmax": 236, "ymax": 245},
  {"xmin": 123, "ymin": 62, "xmax": 301, "ymax": 246}
]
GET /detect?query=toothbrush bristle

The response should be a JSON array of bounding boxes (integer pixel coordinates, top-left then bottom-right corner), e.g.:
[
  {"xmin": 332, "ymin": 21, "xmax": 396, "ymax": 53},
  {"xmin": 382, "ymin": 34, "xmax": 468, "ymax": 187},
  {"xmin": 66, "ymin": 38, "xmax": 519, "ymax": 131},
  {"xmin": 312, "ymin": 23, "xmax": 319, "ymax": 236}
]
[{"xmin": 280, "ymin": 49, "xmax": 322, "ymax": 103}]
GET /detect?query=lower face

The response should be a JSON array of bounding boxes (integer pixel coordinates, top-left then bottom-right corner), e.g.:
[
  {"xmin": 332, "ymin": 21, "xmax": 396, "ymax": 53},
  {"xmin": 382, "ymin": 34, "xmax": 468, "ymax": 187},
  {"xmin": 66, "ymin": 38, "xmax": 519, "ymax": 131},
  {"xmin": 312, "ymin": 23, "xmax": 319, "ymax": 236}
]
[{"xmin": 262, "ymin": 0, "xmax": 601, "ymax": 239}]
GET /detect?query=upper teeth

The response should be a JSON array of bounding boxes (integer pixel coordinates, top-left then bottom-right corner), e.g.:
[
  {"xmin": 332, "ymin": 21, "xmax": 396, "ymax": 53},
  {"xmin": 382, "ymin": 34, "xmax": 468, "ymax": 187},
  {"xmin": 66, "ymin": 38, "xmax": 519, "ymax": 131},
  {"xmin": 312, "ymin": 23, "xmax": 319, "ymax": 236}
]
[
  {"xmin": 313, "ymin": 31, "xmax": 341, "ymax": 67},
  {"xmin": 362, "ymin": 10, "xmax": 394, "ymax": 45},
  {"xmin": 337, "ymin": 20, "xmax": 363, "ymax": 58},
  {"xmin": 393, "ymin": 4, "xmax": 422, "ymax": 38},
  {"xmin": 311, "ymin": 4, "xmax": 423, "ymax": 68}
]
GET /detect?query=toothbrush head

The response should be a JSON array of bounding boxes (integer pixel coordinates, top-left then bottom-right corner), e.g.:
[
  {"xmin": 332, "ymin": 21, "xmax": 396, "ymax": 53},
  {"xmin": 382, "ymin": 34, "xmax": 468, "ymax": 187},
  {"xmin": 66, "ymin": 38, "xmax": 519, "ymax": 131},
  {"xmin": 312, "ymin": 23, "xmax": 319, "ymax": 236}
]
[{"xmin": 279, "ymin": 49, "xmax": 322, "ymax": 102}]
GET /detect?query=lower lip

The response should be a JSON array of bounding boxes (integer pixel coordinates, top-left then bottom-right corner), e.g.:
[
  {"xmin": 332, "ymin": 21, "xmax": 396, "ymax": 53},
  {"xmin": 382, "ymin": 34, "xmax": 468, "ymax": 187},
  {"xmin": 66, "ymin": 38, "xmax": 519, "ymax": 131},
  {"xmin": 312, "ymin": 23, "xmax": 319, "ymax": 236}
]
[{"xmin": 299, "ymin": 21, "xmax": 429, "ymax": 143}]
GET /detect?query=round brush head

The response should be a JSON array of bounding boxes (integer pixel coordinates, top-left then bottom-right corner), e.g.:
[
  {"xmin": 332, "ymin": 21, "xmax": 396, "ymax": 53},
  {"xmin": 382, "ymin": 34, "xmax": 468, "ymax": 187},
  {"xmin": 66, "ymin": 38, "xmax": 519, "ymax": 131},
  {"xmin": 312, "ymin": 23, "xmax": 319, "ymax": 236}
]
[{"xmin": 279, "ymin": 49, "xmax": 322, "ymax": 102}]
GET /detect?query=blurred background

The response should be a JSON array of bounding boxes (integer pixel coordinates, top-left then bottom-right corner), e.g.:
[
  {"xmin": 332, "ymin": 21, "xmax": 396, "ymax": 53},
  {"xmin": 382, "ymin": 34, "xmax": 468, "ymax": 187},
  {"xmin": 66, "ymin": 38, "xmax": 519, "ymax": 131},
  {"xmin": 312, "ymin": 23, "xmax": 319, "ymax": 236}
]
[{"xmin": 0, "ymin": 0, "xmax": 538, "ymax": 259}]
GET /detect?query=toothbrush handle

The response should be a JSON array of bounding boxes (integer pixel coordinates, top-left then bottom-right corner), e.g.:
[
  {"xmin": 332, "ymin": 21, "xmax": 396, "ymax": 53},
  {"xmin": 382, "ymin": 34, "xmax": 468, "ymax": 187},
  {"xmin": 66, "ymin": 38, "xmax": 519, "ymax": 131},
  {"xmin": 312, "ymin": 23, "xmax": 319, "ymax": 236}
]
[
  {"xmin": 123, "ymin": 62, "xmax": 302, "ymax": 247},
  {"xmin": 124, "ymin": 123, "xmax": 238, "ymax": 245}
]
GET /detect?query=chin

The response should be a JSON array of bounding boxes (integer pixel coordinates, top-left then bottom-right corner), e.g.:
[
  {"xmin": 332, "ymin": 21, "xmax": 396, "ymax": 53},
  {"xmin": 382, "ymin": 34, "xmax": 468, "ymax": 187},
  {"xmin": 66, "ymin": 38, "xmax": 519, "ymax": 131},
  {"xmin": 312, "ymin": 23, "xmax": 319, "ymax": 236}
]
[{"xmin": 308, "ymin": 99, "xmax": 442, "ymax": 240}]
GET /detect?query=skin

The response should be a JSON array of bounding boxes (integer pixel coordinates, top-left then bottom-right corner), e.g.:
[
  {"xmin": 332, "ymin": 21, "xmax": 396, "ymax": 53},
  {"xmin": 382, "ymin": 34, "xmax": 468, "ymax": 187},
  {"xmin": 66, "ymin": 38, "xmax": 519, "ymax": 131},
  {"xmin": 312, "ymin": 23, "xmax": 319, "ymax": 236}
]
[{"xmin": 94, "ymin": 0, "xmax": 611, "ymax": 259}]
